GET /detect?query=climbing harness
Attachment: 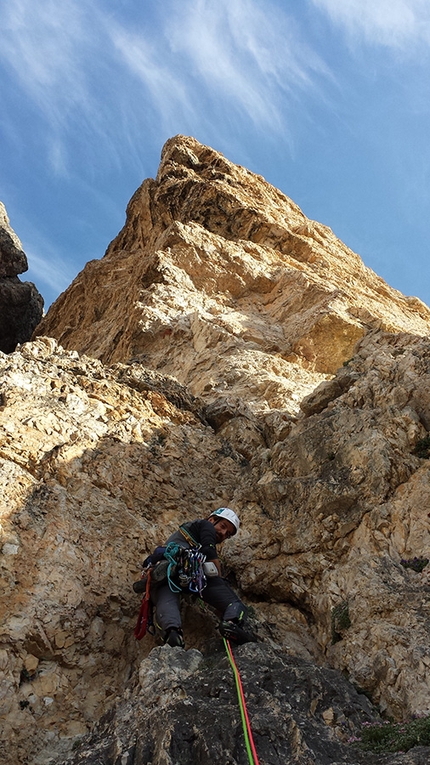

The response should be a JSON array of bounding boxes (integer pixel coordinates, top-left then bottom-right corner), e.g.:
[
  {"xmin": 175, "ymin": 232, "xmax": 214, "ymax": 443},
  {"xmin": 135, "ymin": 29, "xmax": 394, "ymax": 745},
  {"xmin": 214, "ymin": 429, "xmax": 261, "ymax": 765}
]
[
  {"xmin": 133, "ymin": 540, "xmax": 207, "ymax": 640},
  {"xmin": 223, "ymin": 638, "xmax": 260, "ymax": 765},
  {"xmin": 134, "ymin": 569, "xmax": 155, "ymax": 640}
]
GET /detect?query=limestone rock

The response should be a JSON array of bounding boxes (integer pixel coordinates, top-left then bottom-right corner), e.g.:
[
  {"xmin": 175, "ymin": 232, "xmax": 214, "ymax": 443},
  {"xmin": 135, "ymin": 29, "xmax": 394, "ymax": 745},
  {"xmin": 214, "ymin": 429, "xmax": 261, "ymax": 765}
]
[
  {"xmin": 0, "ymin": 202, "xmax": 44, "ymax": 352},
  {"xmin": 300, "ymin": 366, "xmax": 359, "ymax": 416},
  {"xmin": 60, "ymin": 643, "xmax": 396, "ymax": 765},
  {"xmin": 3, "ymin": 329, "xmax": 430, "ymax": 763},
  {"xmin": 239, "ymin": 330, "xmax": 430, "ymax": 722},
  {"xmin": 35, "ymin": 136, "xmax": 430, "ymax": 412},
  {"xmin": 5, "ymin": 137, "xmax": 430, "ymax": 764},
  {"xmin": 0, "ymin": 337, "xmax": 252, "ymax": 764}
]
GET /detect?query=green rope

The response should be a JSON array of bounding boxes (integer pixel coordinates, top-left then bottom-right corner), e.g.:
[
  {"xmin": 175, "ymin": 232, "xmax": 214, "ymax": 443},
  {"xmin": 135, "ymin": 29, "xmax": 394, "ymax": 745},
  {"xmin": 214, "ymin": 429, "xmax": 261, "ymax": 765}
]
[
  {"xmin": 223, "ymin": 638, "xmax": 256, "ymax": 765},
  {"xmin": 164, "ymin": 543, "xmax": 182, "ymax": 592}
]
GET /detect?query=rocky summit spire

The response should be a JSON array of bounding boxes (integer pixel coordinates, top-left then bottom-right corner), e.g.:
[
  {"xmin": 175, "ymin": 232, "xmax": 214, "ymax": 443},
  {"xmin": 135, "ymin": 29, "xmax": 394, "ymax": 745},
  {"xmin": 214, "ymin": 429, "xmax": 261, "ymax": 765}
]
[{"xmin": 35, "ymin": 135, "xmax": 430, "ymax": 407}]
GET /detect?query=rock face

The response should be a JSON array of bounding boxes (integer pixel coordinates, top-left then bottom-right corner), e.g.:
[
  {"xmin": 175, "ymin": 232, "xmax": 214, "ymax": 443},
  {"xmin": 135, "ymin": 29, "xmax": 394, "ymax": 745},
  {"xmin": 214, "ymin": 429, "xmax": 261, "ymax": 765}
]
[
  {"xmin": 35, "ymin": 135, "xmax": 430, "ymax": 409},
  {"xmin": 2, "ymin": 137, "xmax": 430, "ymax": 764},
  {"xmin": 0, "ymin": 202, "xmax": 44, "ymax": 353},
  {"xmin": 60, "ymin": 644, "xmax": 393, "ymax": 765}
]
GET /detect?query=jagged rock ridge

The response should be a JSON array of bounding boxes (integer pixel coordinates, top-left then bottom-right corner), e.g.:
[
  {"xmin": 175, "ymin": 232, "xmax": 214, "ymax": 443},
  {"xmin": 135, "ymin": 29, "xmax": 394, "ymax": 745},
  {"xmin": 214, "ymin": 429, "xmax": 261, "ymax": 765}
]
[
  {"xmin": 2, "ymin": 137, "xmax": 430, "ymax": 764},
  {"xmin": 0, "ymin": 202, "xmax": 43, "ymax": 353}
]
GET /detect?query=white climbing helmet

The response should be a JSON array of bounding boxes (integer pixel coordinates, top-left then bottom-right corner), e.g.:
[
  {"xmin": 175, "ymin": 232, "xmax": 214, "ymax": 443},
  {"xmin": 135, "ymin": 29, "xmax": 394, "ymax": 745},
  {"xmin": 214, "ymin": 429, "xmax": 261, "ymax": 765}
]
[{"xmin": 209, "ymin": 507, "xmax": 240, "ymax": 535}]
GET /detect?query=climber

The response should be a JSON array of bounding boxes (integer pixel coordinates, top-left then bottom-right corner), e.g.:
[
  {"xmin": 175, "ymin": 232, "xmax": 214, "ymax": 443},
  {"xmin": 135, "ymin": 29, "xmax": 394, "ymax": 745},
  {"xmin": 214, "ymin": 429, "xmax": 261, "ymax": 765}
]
[{"xmin": 143, "ymin": 508, "xmax": 257, "ymax": 648}]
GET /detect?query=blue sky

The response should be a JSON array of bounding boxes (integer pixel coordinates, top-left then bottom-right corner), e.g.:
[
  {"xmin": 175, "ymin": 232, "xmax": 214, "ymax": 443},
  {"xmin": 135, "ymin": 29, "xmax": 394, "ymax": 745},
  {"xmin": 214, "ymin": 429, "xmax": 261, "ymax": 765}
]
[{"xmin": 1, "ymin": 0, "xmax": 430, "ymax": 310}]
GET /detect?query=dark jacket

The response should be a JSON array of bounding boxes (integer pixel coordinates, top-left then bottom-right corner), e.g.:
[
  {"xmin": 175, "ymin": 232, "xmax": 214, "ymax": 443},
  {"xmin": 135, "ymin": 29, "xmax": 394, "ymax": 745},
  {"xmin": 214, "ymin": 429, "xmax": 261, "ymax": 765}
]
[{"xmin": 165, "ymin": 519, "xmax": 218, "ymax": 561}]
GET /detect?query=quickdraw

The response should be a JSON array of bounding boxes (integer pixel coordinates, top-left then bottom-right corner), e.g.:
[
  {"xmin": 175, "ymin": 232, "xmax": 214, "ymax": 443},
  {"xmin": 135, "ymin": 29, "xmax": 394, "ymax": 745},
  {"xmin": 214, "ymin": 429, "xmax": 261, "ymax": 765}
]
[
  {"xmin": 223, "ymin": 638, "xmax": 260, "ymax": 765},
  {"xmin": 164, "ymin": 542, "xmax": 207, "ymax": 595}
]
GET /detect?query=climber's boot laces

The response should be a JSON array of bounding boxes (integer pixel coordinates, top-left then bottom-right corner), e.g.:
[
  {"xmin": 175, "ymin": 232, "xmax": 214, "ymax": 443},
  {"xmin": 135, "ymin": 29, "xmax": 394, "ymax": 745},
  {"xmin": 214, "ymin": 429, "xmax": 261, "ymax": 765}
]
[
  {"xmin": 219, "ymin": 618, "xmax": 258, "ymax": 645},
  {"xmin": 164, "ymin": 627, "xmax": 185, "ymax": 648}
]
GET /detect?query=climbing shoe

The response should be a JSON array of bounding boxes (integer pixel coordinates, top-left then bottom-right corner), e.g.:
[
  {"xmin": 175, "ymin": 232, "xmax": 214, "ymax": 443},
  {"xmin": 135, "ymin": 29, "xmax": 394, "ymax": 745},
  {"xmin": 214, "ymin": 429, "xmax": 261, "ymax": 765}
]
[
  {"xmin": 152, "ymin": 560, "xmax": 170, "ymax": 583},
  {"xmin": 132, "ymin": 578, "xmax": 147, "ymax": 593},
  {"xmin": 164, "ymin": 628, "xmax": 185, "ymax": 648},
  {"xmin": 219, "ymin": 619, "xmax": 258, "ymax": 645}
]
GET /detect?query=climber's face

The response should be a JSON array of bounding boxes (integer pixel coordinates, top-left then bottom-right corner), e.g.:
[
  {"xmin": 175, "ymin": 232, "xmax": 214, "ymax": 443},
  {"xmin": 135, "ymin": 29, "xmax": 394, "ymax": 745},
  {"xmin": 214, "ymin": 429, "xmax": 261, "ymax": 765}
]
[{"xmin": 209, "ymin": 516, "xmax": 236, "ymax": 543}]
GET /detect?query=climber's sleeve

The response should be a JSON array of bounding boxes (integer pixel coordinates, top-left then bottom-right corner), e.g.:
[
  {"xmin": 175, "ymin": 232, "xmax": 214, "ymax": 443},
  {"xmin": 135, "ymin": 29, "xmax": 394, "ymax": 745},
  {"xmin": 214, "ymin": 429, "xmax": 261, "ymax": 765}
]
[{"xmin": 189, "ymin": 519, "xmax": 218, "ymax": 560}]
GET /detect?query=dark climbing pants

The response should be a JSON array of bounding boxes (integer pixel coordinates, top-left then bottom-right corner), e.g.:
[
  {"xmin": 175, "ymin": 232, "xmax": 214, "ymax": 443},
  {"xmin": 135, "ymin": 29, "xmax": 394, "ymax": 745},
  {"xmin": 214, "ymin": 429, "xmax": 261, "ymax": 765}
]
[{"xmin": 152, "ymin": 577, "xmax": 246, "ymax": 637}]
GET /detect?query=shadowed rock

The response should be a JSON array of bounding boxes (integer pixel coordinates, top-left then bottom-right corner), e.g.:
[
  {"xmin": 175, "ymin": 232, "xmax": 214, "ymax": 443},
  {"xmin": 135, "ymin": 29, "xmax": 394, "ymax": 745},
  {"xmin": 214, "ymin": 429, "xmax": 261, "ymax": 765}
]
[
  {"xmin": 0, "ymin": 202, "xmax": 43, "ymax": 352},
  {"xmin": 61, "ymin": 644, "xmax": 430, "ymax": 765}
]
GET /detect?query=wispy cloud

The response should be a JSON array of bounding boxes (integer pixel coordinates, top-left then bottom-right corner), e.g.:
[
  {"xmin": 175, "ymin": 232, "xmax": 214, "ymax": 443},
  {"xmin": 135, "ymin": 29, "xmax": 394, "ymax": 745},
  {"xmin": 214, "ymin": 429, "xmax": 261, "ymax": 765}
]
[
  {"xmin": 0, "ymin": 1, "xmax": 111, "ymax": 176},
  {"xmin": 108, "ymin": 27, "xmax": 198, "ymax": 134},
  {"xmin": 311, "ymin": 0, "xmax": 430, "ymax": 50},
  {"xmin": 165, "ymin": 0, "xmax": 330, "ymax": 131},
  {"xmin": 26, "ymin": 249, "xmax": 74, "ymax": 297},
  {"xmin": 0, "ymin": 0, "xmax": 333, "ymax": 177},
  {"xmin": 0, "ymin": 1, "xmax": 91, "ymax": 121}
]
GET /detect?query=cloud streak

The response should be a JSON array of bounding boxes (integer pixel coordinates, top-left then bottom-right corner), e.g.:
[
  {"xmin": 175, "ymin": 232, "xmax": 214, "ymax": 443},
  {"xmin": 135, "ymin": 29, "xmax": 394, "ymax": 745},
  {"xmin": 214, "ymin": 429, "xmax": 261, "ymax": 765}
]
[
  {"xmin": 0, "ymin": 1, "xmax": 92, "ymax": 122},
  {"xmin": 311, "ymin": 0, "xmax": 430, "ymax": 50},
  {"xmin": 0, "ymin": 0, "xmax": 332, "ymax": 176},
  {"xmin": 109, "ymin": 27, "xmax": 198, "ymax": 135},
  {"xmin": 25, "ymin": 248, "xmax": 76, "ymax": 298},
  {"xmin": 165, "ymin": 0, "xmax": 329, "ymax": 130}
]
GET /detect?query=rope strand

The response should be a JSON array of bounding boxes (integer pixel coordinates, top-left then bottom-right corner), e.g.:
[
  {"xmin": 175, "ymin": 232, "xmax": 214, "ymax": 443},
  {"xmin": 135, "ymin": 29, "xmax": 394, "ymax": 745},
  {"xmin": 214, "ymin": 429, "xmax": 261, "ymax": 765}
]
[{"xmin": 223, "ymin": 638, "xmax": 260, "ymax": 765}]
